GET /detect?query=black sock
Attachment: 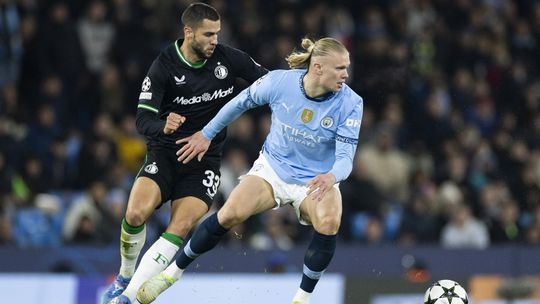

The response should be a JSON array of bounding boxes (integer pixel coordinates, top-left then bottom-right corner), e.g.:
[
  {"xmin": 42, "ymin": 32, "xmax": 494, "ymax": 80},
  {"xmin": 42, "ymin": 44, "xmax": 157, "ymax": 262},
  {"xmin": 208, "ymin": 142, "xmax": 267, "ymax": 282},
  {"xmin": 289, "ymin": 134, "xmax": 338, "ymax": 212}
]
[
  {"xmin": 300, "ymin": 231, "xmax": 337, "ymax": 293},
  {"xmin": 176, "ymin": 213, "xmax": 228, "ymax": 269}
]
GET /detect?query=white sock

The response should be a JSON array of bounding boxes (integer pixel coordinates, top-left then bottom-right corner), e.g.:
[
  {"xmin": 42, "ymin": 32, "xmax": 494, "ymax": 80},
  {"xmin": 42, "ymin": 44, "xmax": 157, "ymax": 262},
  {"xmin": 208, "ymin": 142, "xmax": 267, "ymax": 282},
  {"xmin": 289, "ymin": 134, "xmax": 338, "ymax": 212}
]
[
  {"xmin": 163, "ymin": 261, "xmax": 185, "ymax": 281},
  {"xmin": 119, "ymin": 224, "xmax": 146, "ymax": 278},
  {"xmin": 122, "ymin": 236, "xmax": 180, "ymax": 301},
  {"xmin": 292, "ymin": 288, "xmax": 312, "ymax": 304}
]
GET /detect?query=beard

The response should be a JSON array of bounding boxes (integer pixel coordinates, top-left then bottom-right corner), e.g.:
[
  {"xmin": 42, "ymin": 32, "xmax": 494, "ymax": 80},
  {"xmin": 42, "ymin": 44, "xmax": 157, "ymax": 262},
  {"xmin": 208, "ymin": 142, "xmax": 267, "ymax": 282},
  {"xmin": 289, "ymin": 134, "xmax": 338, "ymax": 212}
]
[{"xmin": 191, "ymin": 40, "xmax": 212, "ymax": 59}]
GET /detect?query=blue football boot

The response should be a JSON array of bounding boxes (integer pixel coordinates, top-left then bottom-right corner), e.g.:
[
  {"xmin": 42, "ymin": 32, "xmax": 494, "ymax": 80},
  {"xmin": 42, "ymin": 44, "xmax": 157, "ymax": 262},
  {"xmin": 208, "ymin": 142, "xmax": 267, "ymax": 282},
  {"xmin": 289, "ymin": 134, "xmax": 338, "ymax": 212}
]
[
  {"xmin": 101, "ymin": 275, "xmax": 130, "ymax": 304},
  {"xmin": 109, "ymin": 295, "xmax": 131, "ymax": 304}
]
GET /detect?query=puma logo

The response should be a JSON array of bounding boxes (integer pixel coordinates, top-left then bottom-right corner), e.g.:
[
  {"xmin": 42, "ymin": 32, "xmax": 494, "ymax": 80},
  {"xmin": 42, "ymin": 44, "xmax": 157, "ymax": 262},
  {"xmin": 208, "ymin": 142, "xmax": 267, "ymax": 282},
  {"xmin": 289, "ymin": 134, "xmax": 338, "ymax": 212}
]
[{"xmin": 281, "ymin": 102, "xmax": 291, "ymax": 113}]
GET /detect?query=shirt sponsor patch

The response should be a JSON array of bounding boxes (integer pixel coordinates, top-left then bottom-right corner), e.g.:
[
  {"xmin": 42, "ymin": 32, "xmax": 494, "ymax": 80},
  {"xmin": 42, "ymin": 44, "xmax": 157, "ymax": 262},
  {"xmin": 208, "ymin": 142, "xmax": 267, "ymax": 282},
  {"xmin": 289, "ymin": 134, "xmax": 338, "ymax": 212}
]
[
  {"xmin": 336, "ymin": 135, "xmax": 358, "ymax": 145},
  {"xmin": 346, "ymin": 118, "xmax": 361, "ymax": 127},
  {"xmin": 173, "ymin": 86, "xmax": 234, "ymax": 105},
  {"xmin": 139, "ymin": 92, "xmax": 152, "ymax": 100}
]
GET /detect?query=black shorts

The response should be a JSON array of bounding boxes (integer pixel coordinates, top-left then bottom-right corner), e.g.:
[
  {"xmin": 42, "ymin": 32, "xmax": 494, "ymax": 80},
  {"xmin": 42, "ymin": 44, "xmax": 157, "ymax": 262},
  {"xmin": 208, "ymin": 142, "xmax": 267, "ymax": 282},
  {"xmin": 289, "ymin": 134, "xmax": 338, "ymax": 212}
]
[{"xmin": 137, "ymin": 147, "xmax": 221, "ymax": 207}]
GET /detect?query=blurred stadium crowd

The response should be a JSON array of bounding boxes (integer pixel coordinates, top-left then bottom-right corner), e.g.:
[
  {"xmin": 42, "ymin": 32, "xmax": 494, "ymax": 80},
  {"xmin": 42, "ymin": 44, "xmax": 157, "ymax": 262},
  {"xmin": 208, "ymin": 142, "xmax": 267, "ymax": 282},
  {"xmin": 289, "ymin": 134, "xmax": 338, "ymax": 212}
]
[{"xmin": 0, "ymin": 0, "xmax": 539, "ymax": 251}]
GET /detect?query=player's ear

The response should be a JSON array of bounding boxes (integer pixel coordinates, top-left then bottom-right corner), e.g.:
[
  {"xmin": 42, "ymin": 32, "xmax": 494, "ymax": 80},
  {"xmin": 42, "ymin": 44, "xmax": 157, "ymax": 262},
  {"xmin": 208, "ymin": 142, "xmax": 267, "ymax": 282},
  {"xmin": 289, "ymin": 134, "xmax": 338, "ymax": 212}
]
[
  {"xmin": 184, "ymin": 26, "xmax": 193, "ymax": 39},
  {"xmin": 313, "ymin": 62, "xmax": 323, "ymax": 76}
]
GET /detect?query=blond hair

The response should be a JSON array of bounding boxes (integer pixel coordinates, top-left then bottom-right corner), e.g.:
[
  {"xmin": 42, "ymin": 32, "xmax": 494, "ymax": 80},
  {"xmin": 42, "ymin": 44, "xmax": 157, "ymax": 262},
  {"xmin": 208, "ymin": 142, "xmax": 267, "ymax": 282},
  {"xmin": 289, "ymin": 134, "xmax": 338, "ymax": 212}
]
[{"xmin": 286, "ymin": 37, "xmax": 348, "ymax": 69}]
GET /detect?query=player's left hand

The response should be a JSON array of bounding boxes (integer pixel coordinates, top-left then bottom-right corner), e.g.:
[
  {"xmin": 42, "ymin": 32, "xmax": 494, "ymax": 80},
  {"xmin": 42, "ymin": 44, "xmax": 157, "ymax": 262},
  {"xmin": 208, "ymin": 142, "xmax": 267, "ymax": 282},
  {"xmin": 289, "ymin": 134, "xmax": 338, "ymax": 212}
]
[
  {"xmin": 175, "ymin": 131, "xmax": 211, "ymax": 163},
  {"xmin": 306, "ymin": 173, "xmax": 336, "ymax": 201}
]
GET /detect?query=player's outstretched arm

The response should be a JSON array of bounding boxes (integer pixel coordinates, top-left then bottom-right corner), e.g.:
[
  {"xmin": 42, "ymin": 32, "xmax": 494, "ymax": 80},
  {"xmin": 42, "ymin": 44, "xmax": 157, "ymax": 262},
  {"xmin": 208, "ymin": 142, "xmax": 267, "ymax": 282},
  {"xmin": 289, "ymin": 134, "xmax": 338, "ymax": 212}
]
[{"xmin": 175, "ymin": 131, "xmax": 210, "ymax": 163}]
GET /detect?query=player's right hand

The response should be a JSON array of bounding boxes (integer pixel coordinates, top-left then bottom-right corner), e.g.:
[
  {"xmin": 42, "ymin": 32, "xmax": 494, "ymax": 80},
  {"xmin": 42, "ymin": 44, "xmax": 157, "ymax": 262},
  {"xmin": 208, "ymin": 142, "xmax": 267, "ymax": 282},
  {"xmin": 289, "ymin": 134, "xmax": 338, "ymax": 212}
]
[
  {"xmin": 163, "ymin": 112, "xmax": 186, "ymax": 134},
  {"xmin": 176, "ymin": 131, "xmax": 211, "ymax": 163},
  {"xmin": 306, "ymin": 173, "xmax": 336, "ymax": 202}
]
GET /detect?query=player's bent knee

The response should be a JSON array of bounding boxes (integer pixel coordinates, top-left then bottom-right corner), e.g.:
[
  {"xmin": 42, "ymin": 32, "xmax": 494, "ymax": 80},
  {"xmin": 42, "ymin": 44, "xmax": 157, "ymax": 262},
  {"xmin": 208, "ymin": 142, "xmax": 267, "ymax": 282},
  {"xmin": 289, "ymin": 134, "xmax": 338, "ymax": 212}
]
[
  {"xmin": 125, "ymin": 208, "xmax": 148, "ymax": 227},
  {"xmin": 217, "ymin": 207, "xmax": 247, "ymax": 229},
  {"xmin": 314, "ymin": 216, "xmax": 341, "ymax": 235}
]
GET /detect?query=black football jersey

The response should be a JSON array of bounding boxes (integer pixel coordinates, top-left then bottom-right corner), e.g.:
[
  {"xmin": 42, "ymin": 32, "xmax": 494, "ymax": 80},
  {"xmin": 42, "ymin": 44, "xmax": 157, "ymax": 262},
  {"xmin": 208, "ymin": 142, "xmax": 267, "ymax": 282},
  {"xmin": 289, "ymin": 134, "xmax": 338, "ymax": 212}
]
[{"xmin": 137, "ymin": 39, "xmax": 267, "ymax": 158}]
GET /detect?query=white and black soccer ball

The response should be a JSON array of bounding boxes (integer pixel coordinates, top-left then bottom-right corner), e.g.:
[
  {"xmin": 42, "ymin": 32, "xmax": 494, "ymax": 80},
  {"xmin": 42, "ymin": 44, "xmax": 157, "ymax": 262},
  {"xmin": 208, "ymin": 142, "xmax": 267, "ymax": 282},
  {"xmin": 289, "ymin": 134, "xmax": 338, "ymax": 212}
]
[{"xmin": 424, "ymin": 279, "xmax": 469, "ymax": 304}]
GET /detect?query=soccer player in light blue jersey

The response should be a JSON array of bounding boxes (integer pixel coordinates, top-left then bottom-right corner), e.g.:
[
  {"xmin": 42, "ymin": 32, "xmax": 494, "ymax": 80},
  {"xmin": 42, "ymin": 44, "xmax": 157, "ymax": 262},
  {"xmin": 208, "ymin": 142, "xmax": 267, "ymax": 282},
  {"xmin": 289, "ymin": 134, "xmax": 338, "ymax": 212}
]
[{"xmin": 137, "ymin": 37, "xmax": 364, "ymax": 304}]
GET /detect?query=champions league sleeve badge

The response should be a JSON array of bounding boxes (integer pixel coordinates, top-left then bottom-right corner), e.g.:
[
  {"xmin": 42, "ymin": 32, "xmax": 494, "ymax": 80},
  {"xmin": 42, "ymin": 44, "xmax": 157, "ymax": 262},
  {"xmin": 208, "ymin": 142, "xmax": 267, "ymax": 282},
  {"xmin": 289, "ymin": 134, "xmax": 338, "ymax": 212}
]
[{"xmin": 141, "ymin": 76, "xmax": 151, "ymax": 91}]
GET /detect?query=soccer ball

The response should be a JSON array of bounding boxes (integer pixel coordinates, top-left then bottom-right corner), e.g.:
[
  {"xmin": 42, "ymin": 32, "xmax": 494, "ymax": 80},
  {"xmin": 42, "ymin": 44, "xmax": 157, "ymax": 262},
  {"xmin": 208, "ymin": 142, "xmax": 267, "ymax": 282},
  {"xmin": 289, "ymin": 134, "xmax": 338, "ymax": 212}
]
[{"xmin": 424, "ymin": 279, "xmax": 469, "ymax": 304}]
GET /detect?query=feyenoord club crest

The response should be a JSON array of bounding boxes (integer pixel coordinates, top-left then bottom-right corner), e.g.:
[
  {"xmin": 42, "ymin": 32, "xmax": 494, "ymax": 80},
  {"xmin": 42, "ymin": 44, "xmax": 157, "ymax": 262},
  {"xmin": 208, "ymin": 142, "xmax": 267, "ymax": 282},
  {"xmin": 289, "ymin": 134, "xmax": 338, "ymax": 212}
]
[
  {"xmin": 144, "ymin": 162, "xmax": 158, "ymax": 174},
  {"xmin": 301, "ymin": 109, "xmax": 314, "ymax": 123},
  {"xmin": 214, "ymin": 62, "xmax": 228, "ymax": 79}
]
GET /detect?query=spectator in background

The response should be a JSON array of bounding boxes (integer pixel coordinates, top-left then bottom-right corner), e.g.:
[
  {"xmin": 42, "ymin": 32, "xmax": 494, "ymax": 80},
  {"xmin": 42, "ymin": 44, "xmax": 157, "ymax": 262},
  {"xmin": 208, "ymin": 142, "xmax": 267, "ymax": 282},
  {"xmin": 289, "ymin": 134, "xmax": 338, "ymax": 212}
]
[
  {"xmin": 441, "ymin": 203, "xmax": 489, "ymax": 249},
  {"xmin": 341, "ymin": 155, "xmax": 385, "ymax": 241},
  {"xmin": 77, "ymin": 113, "xmax": 118, "ymax": 188},
  {"xmin": 99, "ymin": 64, "xmax": 125, "ymax": 118},
  {"xmin": 357, "ymin": 125, "xmax": 411, "ymax": 203},
  {"xmin": 0, "ymin": 0, "xmax": 23, "ymax": 89},
  {"xmin": 399, "ymin": 194, "xmax": 440, "ymax": 245},
  {"xmin": 24, "ymin": 103, "xmax": 62, "ymax": 163},
  {"xmin": 489, "ymin": 200, "xmax": 523, "ymax": 244},
  {"xmin": 47, "ymin": 136, "xmax": 77, "ymax": 190},
  {"xmin": 20, "ymin": 156, "xmax": 48, "ymax": 196},
  {"xmin": 37, "ymin": 1, "xmax": 85, "ymax": 119},
  {"xmin": 113, "ymin": 115, "xmax": 146, "ymax": 175},
  {"xmin": 78, "ymin": 1, "xmax": 115, "ymax": 74},
  {"xmin": 13, "ymin": 193, "xmax": 62, "ymax": 247},
  {"xmin": 62, "ymin": 181, "xmax": 118, "ymax": 244}
]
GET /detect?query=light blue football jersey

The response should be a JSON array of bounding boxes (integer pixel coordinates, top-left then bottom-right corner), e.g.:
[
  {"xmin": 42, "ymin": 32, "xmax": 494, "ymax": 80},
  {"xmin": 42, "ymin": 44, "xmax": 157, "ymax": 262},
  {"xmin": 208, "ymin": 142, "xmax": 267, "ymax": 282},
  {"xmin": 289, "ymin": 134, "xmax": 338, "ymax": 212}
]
[{"xmin": 202, "ymin": 69, "xmax": 363, "ymax": 185}]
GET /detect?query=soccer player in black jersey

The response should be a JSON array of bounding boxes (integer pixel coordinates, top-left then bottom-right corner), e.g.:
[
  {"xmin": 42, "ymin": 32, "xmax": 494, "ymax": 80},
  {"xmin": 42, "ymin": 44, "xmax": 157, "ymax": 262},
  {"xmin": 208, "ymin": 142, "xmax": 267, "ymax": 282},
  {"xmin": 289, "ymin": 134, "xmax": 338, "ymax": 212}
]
[{"xmin": 103, "ymin": 3, "xmax": 267, "ymax": 304}]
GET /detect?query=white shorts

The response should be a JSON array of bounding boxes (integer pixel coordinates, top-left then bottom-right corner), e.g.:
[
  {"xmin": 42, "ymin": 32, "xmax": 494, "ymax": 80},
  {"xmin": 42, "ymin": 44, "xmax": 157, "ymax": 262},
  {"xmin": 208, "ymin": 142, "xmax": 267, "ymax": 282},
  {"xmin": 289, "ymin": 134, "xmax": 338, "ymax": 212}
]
[{"xmin": 242, "ymin": 153, "xmax": 340, "ymax": 226}]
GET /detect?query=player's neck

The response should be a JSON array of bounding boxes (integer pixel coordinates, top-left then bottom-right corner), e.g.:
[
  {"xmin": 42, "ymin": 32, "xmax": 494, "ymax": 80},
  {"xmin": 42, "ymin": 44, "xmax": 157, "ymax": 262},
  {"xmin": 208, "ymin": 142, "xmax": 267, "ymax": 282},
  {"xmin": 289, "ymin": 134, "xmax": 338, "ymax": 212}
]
[
  {"xmin": 303, "ymin": 73, "xmax": 328, "ymax": 99},
  {"xmin": 179, "ymin": 43, "xmax": 205, "ymax": 65}
]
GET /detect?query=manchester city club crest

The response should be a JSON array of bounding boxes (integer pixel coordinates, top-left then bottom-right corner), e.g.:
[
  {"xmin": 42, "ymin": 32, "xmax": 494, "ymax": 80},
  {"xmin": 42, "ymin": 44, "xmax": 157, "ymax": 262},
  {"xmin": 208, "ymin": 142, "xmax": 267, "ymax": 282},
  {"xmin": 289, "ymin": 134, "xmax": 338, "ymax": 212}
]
[
  {"xmin": 144, "ymin": 162, "xmax": 158, "ymax": 174},
  {"xmin": 214, "ymin": 62, "xmax": 228, "ymax": 79},
  {"xmin": 301, "ymin": 109, "xmax": 314, "ymax": 123},
  {"xmin": 321, "ymin": 117, "xmax": 334, "ymax": 128}
]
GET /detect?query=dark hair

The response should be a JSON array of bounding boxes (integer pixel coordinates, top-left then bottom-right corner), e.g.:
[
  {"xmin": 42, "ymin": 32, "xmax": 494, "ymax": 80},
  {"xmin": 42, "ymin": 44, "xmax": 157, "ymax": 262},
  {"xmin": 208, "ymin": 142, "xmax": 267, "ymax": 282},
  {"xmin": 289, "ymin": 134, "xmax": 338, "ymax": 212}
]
[{"xmin": 181, "ymin": 3, "xmax": 220, "ymax": 29}]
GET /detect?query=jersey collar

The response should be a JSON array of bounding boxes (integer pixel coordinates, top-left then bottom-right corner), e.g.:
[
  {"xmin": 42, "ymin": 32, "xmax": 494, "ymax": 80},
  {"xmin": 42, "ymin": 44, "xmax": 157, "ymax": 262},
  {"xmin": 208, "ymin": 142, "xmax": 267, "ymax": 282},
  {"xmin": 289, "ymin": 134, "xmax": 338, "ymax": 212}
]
[
  {"xmin": 175, "ymin": 40, "xmax": 207, "ymax": 69},
  {"xmin": 300, "ymin": 71, "xmax": 336, "ymax": 102}
]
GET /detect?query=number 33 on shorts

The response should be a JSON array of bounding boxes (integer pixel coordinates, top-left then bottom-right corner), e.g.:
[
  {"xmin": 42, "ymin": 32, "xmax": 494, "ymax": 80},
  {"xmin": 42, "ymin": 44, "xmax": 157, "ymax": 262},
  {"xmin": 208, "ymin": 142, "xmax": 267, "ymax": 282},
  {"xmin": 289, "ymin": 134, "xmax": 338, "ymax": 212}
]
[{"xmin": 202, "ymin": 170, "xmax": 220, "ymax": 199}]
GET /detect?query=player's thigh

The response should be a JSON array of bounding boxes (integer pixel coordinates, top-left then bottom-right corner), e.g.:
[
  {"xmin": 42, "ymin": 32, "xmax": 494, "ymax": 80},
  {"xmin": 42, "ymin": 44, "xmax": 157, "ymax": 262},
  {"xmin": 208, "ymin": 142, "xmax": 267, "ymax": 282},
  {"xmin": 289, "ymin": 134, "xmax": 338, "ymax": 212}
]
[
  {"xmin": 125, "ymin": 177, "xmax": 163, "ymax": 223},
  {"xmin": 126, "ymin": 148, "xmax": 176, "ymax": 224},
  {"xmin": 218, "ymin": 175, "xmax": 276, "ymax": 226},
  {"xmin": 167, "ymin": 196, "xmax": 209, "ymax": 238},
  {"xmin": 299, "ymin": 187, "xmax": 342, "ymax": 232}
]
